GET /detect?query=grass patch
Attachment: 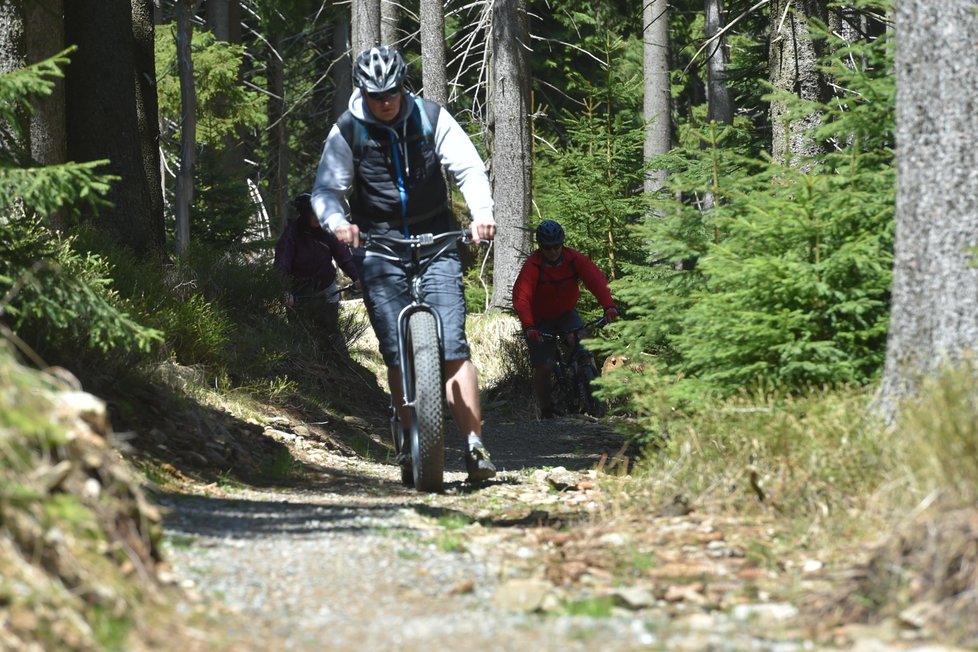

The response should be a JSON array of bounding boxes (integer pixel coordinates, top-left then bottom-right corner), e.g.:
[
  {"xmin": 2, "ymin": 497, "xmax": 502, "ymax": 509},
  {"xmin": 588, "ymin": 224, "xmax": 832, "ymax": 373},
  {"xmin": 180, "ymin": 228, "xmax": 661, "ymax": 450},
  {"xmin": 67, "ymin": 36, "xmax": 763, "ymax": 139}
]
[
  {"xmin": 621, "ymin": 386, "xmax": 890, "ymax": 545},
  {"xmin": 433, "ymin": 513, "xmax": 473, "ymax": 553},
  {"xmin": 164, "ymin": 534, "xmax": 197, "ymax": 549},
  {"xmin": 560, "ymin": 595, "xmax": 615, "ymax": 618},
  {"xmin": 216, "ymin": 468, "xmax": 245, "ymax": 490},
  {"xmin": 891, "ymin": 358, "xmax": 978, "ymax": 508},
  {"xmin": 349, "ymin": 432, "xmax": 380, "ymax": 460},
  {"xmin": 257, "ymin": 447, "xmax": 299, "ymax": 483},
  {"xmin": 436, "ymin": 531, "xmax": 466, "ymax": 553}
]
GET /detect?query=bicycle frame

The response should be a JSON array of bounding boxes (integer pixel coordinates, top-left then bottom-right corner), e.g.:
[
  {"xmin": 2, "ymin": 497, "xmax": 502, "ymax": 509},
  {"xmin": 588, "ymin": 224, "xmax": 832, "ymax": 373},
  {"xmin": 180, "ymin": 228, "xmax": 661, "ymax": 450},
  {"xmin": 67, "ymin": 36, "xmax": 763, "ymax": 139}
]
[
  {"xmin": 364, "ymin": 230, "xmax": 468, "ymax": 397},
  {"xmin": 363, "ymin": 229, "xmax": 471, "ymax": 491},
  {"xmin": 540, "ymin": 316, "xmax": 606, "ymax": 417}
]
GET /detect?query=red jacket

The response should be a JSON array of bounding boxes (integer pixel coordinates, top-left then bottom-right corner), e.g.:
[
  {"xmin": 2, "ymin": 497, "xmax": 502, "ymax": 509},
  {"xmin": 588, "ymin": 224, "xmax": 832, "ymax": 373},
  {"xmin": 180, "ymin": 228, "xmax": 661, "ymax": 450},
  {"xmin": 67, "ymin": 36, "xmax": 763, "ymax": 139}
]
[{"xmin": 512, "ymin": 247, "xmax": 614, "ymax": 328}]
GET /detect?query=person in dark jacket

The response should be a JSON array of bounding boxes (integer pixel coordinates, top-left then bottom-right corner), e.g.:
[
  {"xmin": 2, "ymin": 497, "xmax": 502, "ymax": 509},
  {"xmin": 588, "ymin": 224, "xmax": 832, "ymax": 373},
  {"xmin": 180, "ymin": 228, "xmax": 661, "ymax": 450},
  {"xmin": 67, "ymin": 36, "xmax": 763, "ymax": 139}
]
[
  {"xmin": 512, "ymin": 219, "xmax": 618, "ymax": 419},
  {"xmin": 274, "ymin": 192, "xmax": 360, "ymax": 345},
  {"xmin": 310, "ymin": 45, "xmax": 497, "ymax": 482}
]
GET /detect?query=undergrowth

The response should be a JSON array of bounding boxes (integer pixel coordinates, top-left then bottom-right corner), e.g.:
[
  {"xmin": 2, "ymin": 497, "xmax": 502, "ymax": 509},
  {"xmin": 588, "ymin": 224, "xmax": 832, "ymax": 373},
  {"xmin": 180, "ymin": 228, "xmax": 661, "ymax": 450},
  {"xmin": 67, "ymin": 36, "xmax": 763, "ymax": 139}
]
[{"xmin": 0, "ymin": 344, "xmax": 164, "ymax": 651}]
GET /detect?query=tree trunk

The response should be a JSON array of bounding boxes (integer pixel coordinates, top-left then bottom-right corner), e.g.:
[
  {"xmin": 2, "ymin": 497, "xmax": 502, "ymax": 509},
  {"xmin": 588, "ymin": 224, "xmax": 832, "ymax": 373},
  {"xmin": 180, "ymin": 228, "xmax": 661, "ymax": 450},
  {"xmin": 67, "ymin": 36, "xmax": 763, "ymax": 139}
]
[
  {"xmin": 132, "ymin": 0, "xmax": 164, "ymax": 253},
  {"xmin": 204, "ymin": 0, "xmax": 254, "ymax": 237},
  {"xmin": 704, "ymin": 0, "xmax": 733, "ymax": 125},
  {"xmin": 64, "ymin": 0, "xmax": 164, "ymax": 257},
  {"xmin": 768, "ymin": 0, "xmax": 829, "ymax": 166},
  {"xmin": 267, "ymin": 30, "xmax": 289, "ymax": 234},
  {"xmin": 381, "ymin": 0, "xmax": 400, "ymax": 47},
  {"xmin": 419, "ymin": 0, "xmax": 447, "ymax": 105},
  {"xmin": 0, "ymin": 1, "xmax": 28, "ymax": 164},
  {"xmin": 174, "ymin": 0, "xmax": 196, "ymax": 257},
  {"xmin": 352, "ymin": 0, "xmax": 381, "ymax": 56},
  {"xmin": 24, "ymin": 0, "xmax": 68, "ymax": 230},
  {"xmin": 489, "ymin": 0, "xmax": 532, "ymax": 311},
  {"xmin": 26, "ymin": 0, "xmax": 65, "ymax": 166},
  {"xmin": 643, "ymin": 0, "xmax": 670, "ymax": 195},
  {"xmin": 205, "ymin": 0, "xmax": 240, "ymax": 41},
  {"xmin": 878, "ymin": 0, "xmax": 978, "ymax": 414},
  {"xmin": 332, "ymin": 11, "xmax": 353, "ymax": 122}
]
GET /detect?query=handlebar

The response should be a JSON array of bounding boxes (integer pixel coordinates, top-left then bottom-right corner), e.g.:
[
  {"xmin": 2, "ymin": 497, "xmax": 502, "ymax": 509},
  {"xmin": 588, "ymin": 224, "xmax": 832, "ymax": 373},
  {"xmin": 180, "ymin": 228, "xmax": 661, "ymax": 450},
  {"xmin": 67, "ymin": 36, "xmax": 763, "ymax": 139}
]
[
  {"xmin": 333, "ymin": 282, "xmax": 361, "ymax": 298},
  {"xmin": 539, "ymin": 316, "xmax": 608, "ymax": 342},
  {"xmin": 363, "ymin": 229, "xmax": 473, "ymax": 249}
]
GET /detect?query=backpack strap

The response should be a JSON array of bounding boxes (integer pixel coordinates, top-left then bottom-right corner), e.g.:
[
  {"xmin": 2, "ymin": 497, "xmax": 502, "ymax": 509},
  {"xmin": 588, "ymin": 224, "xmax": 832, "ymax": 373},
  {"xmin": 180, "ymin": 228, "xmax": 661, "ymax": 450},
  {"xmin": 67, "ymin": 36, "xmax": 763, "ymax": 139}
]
[
  {"xmin": 414, "ymin": 96, "xmax": 437, "ymax": 142},
  {"xmin": 338, "ymin": 112, "xmax": 368, "ymax": 170},
  {"xmin": 339, "ymin": 97, "xmax": 438, "ymax": 166},
  {"xmin": 536, "ymin": 251, "xmax": 579, "ymax": 287}
]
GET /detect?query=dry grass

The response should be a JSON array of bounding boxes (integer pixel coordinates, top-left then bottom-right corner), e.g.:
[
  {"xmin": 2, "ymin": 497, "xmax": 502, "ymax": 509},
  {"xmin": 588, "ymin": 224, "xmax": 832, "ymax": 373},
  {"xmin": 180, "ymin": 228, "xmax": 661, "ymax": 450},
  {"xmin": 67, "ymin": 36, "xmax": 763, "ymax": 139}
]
[
  {"xmin": 341, "ymin": 302, "xmax": 531, "ymax": 404},
  {"xmin": 467, "ymin": 310, "xmax": 528, "ymax": 387}
]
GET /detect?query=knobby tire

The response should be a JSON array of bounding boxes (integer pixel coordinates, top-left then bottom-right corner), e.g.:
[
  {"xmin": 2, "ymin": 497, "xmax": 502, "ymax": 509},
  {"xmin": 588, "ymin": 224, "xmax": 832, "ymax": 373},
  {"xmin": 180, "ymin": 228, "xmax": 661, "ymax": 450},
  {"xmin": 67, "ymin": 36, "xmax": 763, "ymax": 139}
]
[
  {"xmin": 408, "ymin": 311, "xmax": 444, "ymax": 492},
  {"xmin": 579, "ymin": 362, "xmax": 605, "ymax": 417},
  {"xmin": 550, "ymin": 364, "xmax": 575, "ymax": 417}
]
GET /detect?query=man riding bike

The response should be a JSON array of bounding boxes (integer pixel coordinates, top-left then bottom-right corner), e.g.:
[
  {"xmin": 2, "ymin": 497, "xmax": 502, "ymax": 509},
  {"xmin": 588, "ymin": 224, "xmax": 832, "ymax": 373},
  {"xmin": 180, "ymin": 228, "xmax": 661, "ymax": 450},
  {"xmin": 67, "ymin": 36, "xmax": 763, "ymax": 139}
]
[
  {"xmin": 310, "ymin": 45, "xmax": 496, "ymax": 481},
  {"xmin": 512, "ymin": 220, "xmax": 618, "ymax": 419}
]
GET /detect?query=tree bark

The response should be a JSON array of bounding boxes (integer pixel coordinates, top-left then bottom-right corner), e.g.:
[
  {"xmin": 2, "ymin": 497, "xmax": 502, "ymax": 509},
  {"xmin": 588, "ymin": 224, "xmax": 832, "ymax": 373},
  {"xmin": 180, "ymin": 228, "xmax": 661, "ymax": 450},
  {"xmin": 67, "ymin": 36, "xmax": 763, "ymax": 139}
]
[
  {"xmin": 419, "ymin": 0, "xmax": 447, "ymax": 105},
  {"xmin": 267, "ymin": 30, "xmax": 289, "ymax": 234},
  {"xmin": 174, "ymin": 0, "xmax": 196, "ymax": 257},
  {"xmin": 352, "ymin": 0, "xmax": 381, "ymax": 56},
  {"xmin": 205, "ymin": 0, "xmax": 240, "ymax": 41},
  {"xmin": 332, "ymin": 11, "xmax": 353, "ymax": 122},
  {"xmin": 768, "ymin": 0, "xmax": 829, "ymax": 166},
  {"xmin": 489, "ymin": 0, "xmax": 532, "ymax": 311},
  {"xmin": 643, "ymin": 0, "xmax": 671, "ymax": 195},
  {"xmin": 64, "ymin": 0, "xmax": 164, "ymax": 257},
  {"xmin": 878, "ymin": 0, "xmax": 978, "ymax": 414},
  {"xmin": 132, "ymin": 0, "xmax": 164, "ymax": 253},
  {"xmin": 380, "ymin": 0, "xmax": 400, "ymax": 47},
  {"xmin": 0, "ymin": 1, "xmax": 28, "ymax": 164},
  {"xmin": 25, "ymin": 0, "xmax": 65, "ymax": 167},
  {"xmin": 704, "ymin": 0, "xmax": 733, "ymax": 125}
]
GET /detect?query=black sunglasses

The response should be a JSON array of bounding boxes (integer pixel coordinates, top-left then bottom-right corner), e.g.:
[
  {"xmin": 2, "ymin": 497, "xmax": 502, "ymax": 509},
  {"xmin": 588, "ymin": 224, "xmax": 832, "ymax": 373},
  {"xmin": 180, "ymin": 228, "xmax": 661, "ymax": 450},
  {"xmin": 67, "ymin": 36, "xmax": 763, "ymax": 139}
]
[{"xmin": 366, "ymin": 88, "xmax": 402, "ymax": 101}]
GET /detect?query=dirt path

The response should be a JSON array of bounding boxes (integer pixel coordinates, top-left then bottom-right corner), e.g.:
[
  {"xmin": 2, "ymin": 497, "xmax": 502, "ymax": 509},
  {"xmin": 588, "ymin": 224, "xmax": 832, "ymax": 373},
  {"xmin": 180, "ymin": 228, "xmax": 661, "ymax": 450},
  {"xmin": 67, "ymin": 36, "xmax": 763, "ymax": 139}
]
[{"xmin": 158, "ymin": 406, "xmax": 863, "ymax": 652}]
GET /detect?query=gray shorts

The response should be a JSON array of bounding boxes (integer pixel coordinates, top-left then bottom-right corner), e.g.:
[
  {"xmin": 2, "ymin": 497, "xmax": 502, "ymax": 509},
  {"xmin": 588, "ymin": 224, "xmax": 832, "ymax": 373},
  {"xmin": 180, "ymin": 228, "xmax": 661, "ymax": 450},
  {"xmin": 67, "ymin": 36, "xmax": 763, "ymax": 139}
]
[
  {"xmin": 355, "ymin": 246, "xmax": 470, "ymax": 367},
  {"xmin": 527, "ymin": 310, "xmax": 585, "ymax": 367}
]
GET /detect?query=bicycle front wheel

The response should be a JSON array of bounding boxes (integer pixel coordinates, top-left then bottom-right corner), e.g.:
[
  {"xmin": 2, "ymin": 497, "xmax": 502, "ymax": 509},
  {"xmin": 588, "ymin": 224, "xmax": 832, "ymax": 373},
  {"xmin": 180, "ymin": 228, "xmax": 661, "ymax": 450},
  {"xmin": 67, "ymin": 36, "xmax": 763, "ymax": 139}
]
[
  {"xmin": 550, "ymin": 363, "xmax": 576, "ymax": 416},
  {"xmin": 579, "ymin": 362, "xmax": 605, "ymax": 417},
  {"xmin": 407, "ymin": 311, "xmax": 444, "ymax": 492}
]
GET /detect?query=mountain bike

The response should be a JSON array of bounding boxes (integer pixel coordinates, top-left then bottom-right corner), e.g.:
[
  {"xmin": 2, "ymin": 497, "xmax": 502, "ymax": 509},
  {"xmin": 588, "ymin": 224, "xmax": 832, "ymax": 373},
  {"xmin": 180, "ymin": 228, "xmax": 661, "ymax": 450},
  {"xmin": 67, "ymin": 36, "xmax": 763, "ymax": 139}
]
[
  {"xmin": 540, "ymin": 316, "xmax": 607, "ymax": 418},
  {"xmin": 363, "ymin": 229, "xmax": 474, "ymax": 492}
]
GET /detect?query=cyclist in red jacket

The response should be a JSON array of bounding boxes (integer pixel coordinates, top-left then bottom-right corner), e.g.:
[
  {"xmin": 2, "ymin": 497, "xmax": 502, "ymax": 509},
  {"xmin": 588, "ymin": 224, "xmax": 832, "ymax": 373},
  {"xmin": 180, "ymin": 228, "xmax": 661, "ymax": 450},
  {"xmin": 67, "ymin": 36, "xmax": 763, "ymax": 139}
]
[{"xmin": 512, "ymin": 220, "xmax": 618, "ymax": 418}]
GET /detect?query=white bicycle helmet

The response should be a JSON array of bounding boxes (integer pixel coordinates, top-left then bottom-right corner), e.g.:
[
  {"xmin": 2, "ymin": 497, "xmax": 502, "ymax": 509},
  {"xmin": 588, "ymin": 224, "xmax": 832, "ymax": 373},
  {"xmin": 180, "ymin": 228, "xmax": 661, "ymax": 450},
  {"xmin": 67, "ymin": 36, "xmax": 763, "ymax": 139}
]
[{"xmin": 353, "ymin": 46, "xmax": 407, "ymax": 93}]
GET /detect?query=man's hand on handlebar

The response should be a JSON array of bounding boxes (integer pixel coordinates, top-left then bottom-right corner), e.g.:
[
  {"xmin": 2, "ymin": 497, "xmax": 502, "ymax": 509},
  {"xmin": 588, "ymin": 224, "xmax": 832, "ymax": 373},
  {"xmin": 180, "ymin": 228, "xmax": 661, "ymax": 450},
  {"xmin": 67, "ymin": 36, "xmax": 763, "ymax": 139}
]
[
  {"xmin": 525, "ymin": 327, "xmax": 543, "ymax": 343},
  {"xmin": 332, "ymin": 222, "xmax": 361, "ymax": 249},
  {"xmin": 469, "ymin": 217, "xmax": 496, "ymax": 245},
  {"xmin": 604, "ymin": 306, "xmax": 619, "ymax": 323}
]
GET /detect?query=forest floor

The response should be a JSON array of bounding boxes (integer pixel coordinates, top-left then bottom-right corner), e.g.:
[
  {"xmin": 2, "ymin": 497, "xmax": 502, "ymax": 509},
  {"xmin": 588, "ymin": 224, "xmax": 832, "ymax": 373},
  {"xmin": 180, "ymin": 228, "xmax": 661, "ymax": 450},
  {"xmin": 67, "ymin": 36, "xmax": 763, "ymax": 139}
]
[
  {"xmin": 148, "ymin": 405, "xmax": 971, "ymax": 652},
  {"xmin": 93, "ymin": 310, "xmax": 975, "ymax": 652}
]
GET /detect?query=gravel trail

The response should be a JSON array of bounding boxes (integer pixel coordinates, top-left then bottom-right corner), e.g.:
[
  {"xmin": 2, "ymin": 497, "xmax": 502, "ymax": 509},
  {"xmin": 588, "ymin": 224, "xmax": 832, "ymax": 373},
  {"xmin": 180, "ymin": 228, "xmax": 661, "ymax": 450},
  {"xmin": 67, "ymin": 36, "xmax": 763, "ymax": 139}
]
[{"xmin": 158, "ymin": 411, "xmax": 892, "ymax": 652}]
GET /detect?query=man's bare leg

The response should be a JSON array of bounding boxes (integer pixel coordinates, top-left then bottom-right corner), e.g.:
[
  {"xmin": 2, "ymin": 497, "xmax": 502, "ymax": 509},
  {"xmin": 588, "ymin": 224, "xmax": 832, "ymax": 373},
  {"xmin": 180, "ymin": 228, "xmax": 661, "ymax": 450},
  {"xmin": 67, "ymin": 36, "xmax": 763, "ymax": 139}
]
[
  {"xmin": 445, "ymin": 358, "xmax": 495, "ymax": 480},
  {"xmin": 389, "ymin": 361, "xmax": 483, "ymax": 435},
  {"xmin": 444, "ymin": 359, "xmax": 481, "ymax": 437}
]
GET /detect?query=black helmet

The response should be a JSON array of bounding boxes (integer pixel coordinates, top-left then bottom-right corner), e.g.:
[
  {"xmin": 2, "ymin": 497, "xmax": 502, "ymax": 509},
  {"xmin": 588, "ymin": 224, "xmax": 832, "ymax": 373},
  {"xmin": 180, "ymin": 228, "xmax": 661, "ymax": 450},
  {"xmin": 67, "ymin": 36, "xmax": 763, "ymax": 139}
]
[
  {"xmin": 535, "ymin": 220, "xmax": 565, "ymax": 247},
  {"xmin": 353, "ymin": 46, "xmax": 407, "ymax": 94},
  {"xmin": 292, "ymin": 192, "xmax": 312, "ymax": 213}
]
